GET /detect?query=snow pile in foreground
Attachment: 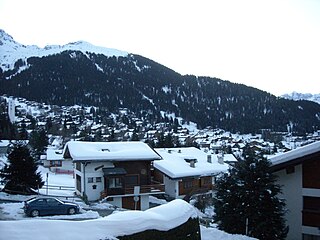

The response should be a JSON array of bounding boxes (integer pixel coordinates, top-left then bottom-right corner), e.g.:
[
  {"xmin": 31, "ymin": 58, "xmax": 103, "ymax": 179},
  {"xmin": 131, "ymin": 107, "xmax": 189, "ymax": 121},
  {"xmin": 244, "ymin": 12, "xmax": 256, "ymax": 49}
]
[
  {"xmin": 201, "ymin": 226, "xmax": 257, "ymax": 240},
  {"xmin": 0, "ymin": 199, "xmax": 196, "ymax": 240}
]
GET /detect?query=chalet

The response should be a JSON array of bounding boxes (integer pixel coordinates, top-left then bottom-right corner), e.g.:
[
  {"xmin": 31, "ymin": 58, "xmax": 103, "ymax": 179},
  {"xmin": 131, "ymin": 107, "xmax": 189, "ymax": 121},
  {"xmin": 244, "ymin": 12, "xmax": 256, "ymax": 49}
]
[
  {"xmin": 269, "ymin": 141, "xmax": 320, "ymax": 240},
  {"xmin": 63, "ymin": 141, "xmax": 163, "ymax": 210},
  {"xmin": 43, "ymin": 148, "xmax": 73, "ymax": 174},
  {"xmin": 153, "ymin": 147, "xmax": 229, "ymax": 200}
]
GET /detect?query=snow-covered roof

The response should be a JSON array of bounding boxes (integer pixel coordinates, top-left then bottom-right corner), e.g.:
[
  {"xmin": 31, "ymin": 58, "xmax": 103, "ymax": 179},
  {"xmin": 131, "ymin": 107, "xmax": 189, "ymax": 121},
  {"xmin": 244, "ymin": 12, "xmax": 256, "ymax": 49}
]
[
  {"xmin": 46, "ymin": 148, "xmax": 64, "ymax": 161},
  {"xmin": 154, "ymin": 147, "xmax": 229, "ymax": 179},
  {"xmin": 63, "ymin": 141, "xmax": 162, "ymax": 162},
  {"xmin": 0, "ymin": 140, "xmax": 10, "ymax": 147},
  {"xmin": 223, "ymin": 154, "xmax": 238, "ymax": 163},
  {"xmin": 269, "ymin": 141, "xmax": 320, "ymax": 167}
]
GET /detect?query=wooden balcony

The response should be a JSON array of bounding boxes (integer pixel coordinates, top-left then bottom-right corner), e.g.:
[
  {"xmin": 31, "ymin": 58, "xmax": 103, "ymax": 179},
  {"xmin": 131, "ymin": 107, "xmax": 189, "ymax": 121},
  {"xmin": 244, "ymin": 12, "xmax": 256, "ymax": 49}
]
[{"xmin": 100, "ymin": 184, "xmax": 164, "ymax": 199}]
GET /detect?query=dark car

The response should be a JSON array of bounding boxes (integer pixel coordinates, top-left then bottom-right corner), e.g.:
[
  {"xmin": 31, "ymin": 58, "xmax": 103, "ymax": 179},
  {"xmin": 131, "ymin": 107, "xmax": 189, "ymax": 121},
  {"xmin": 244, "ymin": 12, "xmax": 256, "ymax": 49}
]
[{"xmin": 24, "ymin": 197, "xmax": 80, "ymax": 217}]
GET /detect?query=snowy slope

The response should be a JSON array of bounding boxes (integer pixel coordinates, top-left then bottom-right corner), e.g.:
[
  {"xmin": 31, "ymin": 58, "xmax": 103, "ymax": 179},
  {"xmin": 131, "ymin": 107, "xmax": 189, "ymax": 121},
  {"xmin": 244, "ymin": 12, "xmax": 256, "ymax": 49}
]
[
  {"xmin": 282, "ymin": 91, "xmax": 320, "ymax": 105},
  {"xmin": 0, "ymin": 29, "xmax": 128, "ymax": 72}
]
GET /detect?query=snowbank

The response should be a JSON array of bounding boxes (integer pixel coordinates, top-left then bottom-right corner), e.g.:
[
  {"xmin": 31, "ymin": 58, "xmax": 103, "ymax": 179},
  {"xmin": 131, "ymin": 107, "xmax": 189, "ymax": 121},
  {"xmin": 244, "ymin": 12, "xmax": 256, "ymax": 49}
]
[{"xmin": 0, "ymin": 199, "xmax": 197, "ymax": 240}]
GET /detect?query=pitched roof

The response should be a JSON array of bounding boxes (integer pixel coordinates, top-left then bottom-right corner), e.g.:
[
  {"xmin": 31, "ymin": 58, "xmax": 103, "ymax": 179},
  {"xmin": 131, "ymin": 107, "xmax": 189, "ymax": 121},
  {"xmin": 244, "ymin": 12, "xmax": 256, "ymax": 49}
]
[
  {"xmin": 154, "ymin": 147, "xmax": 229, "ymax": 179},
  {"xmin": 269, "ymin": 141, "xmax": 320, "ymax": 171},
  {"xmin": 63, "ymin": 141, "xmax": 162, "ymax": 162},
  {"xmin": 46, "ymin": 148, "xmax": 64, "ymax": 161}
]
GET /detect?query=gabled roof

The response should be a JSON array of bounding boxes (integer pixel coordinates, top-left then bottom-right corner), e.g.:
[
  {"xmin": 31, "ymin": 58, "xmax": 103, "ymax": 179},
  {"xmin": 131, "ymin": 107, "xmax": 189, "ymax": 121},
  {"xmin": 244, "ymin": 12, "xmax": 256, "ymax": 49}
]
[
  {"xmin": 63, "ymin": 141, "xmax": 162, "ymax": 162},
  {"xmin": 154, "ymin": 147, "xmax": 229, "ymax": 179},
  {"xmin": 46, "ymin": 148, "xmax": 64, "ymax": 161},
  {"xmin": 269, "ymin": 141, "xmax": 320, "ymax": 171}
]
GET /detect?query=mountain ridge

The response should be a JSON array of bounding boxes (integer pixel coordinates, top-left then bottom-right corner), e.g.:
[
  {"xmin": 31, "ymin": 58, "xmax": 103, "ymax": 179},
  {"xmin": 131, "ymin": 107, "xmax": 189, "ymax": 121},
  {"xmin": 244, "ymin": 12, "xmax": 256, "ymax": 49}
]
[
  {"xmin": 0, "ymin": 29, "xmax": 128, "ymax": 72},
  {"xmin": 282, "ymin": 92, "xmax": 320, "ymax": 105},
  {"xmin": 1, "ymin": 29, "xmax": 320, "ymax": 135}
]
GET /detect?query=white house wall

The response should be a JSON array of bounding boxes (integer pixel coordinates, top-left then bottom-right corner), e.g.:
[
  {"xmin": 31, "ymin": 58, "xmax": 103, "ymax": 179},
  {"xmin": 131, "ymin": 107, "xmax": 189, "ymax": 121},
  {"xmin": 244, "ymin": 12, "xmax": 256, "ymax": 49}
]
[
  {"xmin": 49, "ymin": 160, "xmax": 73, "ymax": 172},
  {"xmin": 164, "ymin": 176, "xmax": 179, "ymax": 198},
  {"xmin": 275, "ymin": 165, "xmax": 302, "ymax": 240},
  {"xmin": 140, "ymin": 195, "xmax": 149, "ymax": 210},
  {"xmin": 105, "ymin": 195, "xmax": 149, "ymax": 210},
  {"xmin": 74, "ymin": 161, "xmax": 114, "ymax": 201}
]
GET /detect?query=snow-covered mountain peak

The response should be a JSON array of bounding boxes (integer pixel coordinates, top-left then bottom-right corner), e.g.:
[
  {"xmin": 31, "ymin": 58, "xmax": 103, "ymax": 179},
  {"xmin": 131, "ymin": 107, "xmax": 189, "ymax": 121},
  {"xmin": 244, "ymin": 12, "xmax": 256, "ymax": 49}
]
[
  {"xmin": 282, "ymin": 91, "xmax": 320, "ymax": 105},
  {"xmin": 0, "ymin": 29, "xmax": 128, "ymax": 72},
  {"xmin": 0, "ymin": 29, "xmax": 18, "ymax": 45}
]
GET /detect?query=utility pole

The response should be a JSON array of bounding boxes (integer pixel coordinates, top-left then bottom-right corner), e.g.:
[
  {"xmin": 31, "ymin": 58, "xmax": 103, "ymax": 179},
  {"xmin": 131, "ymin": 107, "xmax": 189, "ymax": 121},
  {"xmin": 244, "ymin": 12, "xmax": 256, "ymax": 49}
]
[
  {"xmin": 245, "ymin": 218, "xmax": 249, "ymax": 236},
  {"xmin": 46, "ymin": 173, "xmax": 49, "ymax": 195}
]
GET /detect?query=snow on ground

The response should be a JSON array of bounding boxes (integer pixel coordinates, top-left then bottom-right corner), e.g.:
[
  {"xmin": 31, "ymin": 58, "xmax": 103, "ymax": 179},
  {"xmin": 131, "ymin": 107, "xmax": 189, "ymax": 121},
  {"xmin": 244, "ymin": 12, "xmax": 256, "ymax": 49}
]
[
  {"xmin": 201, "ymin": 226, "xmax": 256, "ymax": 240},
  {"xmin": 0, "ymin": 200, "xmax": 99, "ymax": 220},
  {"xmin": 0, "ymin": 158, "xmax": 255, "ymax": 240},
  {"xmin": 37, "ymin": 166, "xmax": 76, "ymax": 196},
  {"xmin": 0, "ymin": 198, "xmax": 256, "ymax": 240}
]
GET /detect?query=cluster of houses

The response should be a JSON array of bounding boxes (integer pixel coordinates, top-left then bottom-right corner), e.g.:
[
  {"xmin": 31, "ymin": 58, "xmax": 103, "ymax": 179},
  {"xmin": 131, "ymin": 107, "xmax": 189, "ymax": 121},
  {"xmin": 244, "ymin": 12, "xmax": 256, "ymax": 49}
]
[
  {"xmin": 44, "ymin": 141, "xmax": 233, "ymax": 209},
  {"xmin": 36, "ymin": 139, "xmax": 320, "ymax": 240},
  {"xmin": 1, "ymin": 96, "xmax": 320, "ymax": 239}
]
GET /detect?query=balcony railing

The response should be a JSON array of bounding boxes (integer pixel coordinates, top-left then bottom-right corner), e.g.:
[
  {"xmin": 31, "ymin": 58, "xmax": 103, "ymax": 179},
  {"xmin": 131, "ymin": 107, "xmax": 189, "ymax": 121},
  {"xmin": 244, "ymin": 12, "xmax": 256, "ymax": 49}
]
[{"xmin": 100, "ymin": 184, "xmax": 164, "ymax": 199}]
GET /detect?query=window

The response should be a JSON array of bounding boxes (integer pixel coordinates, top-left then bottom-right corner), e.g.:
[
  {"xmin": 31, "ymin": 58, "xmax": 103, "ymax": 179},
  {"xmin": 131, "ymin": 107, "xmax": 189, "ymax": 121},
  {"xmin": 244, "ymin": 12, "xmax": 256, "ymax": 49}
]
[
  {"xmin": 109, "ymin": 177, "xmax": 122, "ymax": 188},
  {"xmin": 303, "ymin": 234, "xmax": 320, "ymax": 240},
  {"xmin": 76, "ymin": 174, "xmax": 81, "ymax": 192},
  {"xmin": 50, "ymin": 160, "xmax": 62, "ymax": 167},
  {"xmin": 88, "ymin": 177, "xmax": 94, "ymax": 183},
  {"xmin": 76, "ymin": 162, "xmax": 81, "ymax": 171},
  {"xmin": 47, "ymin": 198, "xmax": 60, "ymax": 206},
  {"xmin": 96, "ymin": 177, "xmax": 102, "ymax": 183},
  {"xmin": 35, "ymin": 199, "xmax": 46, "ymax": 205},
  {"xmin": 203, "ymin": 177, "xmax": 212, "ymax": 185},
  {"xmin": 303, "ymin": 196, "xmax": 320, "ymax": 227},
  {"xmin": 183, "ymin": 181, "xmax": 193, "ymax": 189},
  {"xmin": 125, "ymin": 175, "xmax": 139, "ymax": 186}
]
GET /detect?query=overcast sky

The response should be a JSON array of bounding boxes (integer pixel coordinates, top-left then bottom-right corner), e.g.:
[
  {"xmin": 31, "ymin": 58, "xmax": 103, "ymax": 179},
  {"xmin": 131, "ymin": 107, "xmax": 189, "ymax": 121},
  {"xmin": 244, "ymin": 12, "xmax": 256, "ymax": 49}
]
[{"xmin": 0, "ymin": 0, "xmax": 319, "ymax": 96}]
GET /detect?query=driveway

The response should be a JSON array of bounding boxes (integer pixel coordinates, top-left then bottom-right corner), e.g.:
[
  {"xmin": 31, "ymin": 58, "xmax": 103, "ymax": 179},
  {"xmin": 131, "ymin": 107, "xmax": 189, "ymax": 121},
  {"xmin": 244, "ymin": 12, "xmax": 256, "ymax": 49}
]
[{"xmin": 0, "ymin": 199, "xmax": 114, "ymax": 221}]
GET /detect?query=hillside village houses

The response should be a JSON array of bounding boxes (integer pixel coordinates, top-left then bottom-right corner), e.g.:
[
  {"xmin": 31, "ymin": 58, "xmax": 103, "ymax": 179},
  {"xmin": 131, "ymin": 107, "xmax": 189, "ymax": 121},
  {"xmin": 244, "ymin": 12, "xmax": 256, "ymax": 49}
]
[
  {"xmin": 269, "ymin": 141, "xmax": 320, "ymax": 240},
  {"xmin": 57, "ymin": 141, "xmax": 235, "ymax": 209},
  {"xmin": 57, "ymin": 139, "xmax": 320, "ymax": 239},
  {"xmin": 153, "ymin": 147, "xmax": 231, "ymax": 200},
  {"xmin": 43, "ymin": 148, "xmax": 73, "ymax": 174}
]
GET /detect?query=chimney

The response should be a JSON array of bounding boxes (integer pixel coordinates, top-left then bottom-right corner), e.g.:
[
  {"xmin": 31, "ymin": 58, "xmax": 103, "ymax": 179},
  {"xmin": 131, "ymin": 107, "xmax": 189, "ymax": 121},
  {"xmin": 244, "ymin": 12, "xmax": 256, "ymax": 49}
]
[
  {"xmin": 207, "ymin": 155, "xmax": 212, "ymax": 163},
  {"xmin": 217, "ymin": 155, "xmax": 224, "ymax": 164},
  {"xmin": 190, "ymin": 160, "xmax": 195, "ymax": 168}
]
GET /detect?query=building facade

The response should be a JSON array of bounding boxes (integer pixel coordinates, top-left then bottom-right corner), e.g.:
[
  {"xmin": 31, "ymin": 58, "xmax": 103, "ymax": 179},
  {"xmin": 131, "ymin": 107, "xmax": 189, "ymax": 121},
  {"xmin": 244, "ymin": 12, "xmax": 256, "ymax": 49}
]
[
  {"xmin": 154, "ymin": 147, "xmax": 229, "ymax": 200},
  {"xmin": 270, "ymin": 141, "xmax": 320, "ymax": 240},
  {"xmin": 63, "ymin": 141, "xmax": 163, "ymax": 210}
]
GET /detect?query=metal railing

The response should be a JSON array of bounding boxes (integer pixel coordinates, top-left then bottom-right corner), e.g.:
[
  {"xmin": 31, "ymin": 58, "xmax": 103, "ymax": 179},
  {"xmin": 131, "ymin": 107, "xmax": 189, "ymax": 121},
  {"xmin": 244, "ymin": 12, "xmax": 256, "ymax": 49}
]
[{"xmin": 100, "ymin": 183, "xmax": 164, "ymax": 199}]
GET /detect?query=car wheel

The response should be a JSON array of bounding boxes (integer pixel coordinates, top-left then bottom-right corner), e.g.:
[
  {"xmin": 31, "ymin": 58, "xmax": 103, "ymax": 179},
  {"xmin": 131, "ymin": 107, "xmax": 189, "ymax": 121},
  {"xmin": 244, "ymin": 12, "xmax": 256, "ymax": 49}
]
[
  {"xmin": 68, "ymin": 207, "xmax": 76, "ymax": 215},
  {"xmin": 30, "ymin": 209, "xmax": 39, "ymax": 217}
]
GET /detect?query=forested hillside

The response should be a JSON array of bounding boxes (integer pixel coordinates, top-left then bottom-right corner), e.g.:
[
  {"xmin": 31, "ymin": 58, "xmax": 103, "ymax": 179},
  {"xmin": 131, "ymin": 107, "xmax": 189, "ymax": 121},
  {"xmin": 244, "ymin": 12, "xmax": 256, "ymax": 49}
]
[{"xmin": 1, "ymin": 50, "xmax": 320, "ymax": 134}]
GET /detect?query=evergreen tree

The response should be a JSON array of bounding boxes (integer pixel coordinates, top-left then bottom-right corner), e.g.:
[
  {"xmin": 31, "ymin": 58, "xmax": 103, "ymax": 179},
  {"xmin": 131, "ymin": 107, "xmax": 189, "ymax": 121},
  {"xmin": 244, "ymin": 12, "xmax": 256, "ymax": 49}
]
[
  {"xmin": 213, "ymin": 147, "xmax": 288, "ymax": 240},
  {"xmin": 29, "ymin": 129, "xmax": 49, "ymax": 157},
  {"xmin": 155, "ymin": 132, "xmax": 165, "ymax": 148},
  {"xmin": 130, "ymin": 130, "xmax": 140, "ymax": 141},
  {"xmin": 0, "ymin": 143, "xmax": 44, "ymax": 194},
  {"xmin": 164, "ymin": 133, "xmax": 174, "ymax": 148}
]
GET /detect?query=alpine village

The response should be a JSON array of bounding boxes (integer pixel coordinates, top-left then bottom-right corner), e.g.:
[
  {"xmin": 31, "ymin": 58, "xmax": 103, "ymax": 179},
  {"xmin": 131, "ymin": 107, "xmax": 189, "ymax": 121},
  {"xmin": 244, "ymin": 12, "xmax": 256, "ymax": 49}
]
[{"xmin": 0, "ymin": 29, "xmax": 320, "ymax": 240}]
